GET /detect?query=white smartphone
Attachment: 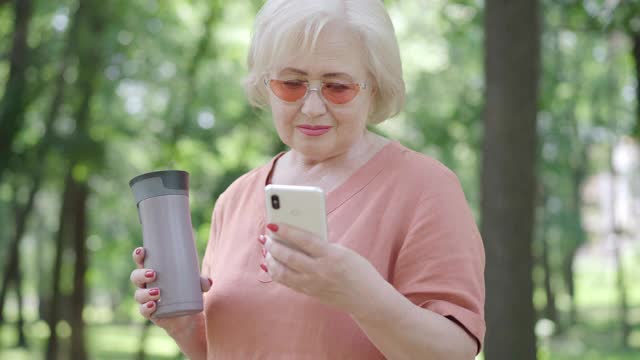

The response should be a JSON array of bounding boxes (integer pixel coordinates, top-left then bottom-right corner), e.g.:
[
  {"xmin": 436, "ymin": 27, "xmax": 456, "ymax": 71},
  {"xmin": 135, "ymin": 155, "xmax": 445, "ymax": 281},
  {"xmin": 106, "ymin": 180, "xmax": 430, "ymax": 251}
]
[{"xmin": 264, "ymin": 184, "xmax": 328, "ymax": 242}]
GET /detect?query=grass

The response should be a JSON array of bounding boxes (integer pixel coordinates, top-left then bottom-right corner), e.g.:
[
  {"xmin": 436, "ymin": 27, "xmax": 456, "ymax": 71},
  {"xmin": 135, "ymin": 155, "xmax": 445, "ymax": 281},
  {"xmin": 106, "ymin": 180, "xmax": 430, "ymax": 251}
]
[
  {"xmin": 539, "ymin": 312, "xmax": 640, "ymax": 360},
  {"xmin": 1, "ymin": 322, "xmax": 183, "ymax": 360}
]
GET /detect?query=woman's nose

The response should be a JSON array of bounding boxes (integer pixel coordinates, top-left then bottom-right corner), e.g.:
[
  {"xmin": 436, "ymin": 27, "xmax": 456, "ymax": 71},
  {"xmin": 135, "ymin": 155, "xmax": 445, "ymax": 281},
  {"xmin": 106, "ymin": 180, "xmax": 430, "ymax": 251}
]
[{"xmin": 301, "ymin": 89, "xmax": 327, "ymax": 118}]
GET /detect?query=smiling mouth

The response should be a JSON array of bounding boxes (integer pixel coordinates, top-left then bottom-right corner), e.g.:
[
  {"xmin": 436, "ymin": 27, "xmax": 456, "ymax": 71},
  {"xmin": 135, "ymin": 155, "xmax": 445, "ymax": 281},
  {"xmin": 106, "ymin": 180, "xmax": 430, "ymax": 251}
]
[{"xmin": 296, "ymin": 125, "xmax": 333, "ymax": 136}]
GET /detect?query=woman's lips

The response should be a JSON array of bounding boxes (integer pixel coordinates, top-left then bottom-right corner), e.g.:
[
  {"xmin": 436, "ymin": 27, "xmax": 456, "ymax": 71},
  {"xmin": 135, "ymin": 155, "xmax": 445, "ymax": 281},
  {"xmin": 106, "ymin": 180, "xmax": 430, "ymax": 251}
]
[{"xmin": 296, "ymin": 125, "xmax": 332, "ymax": 136}]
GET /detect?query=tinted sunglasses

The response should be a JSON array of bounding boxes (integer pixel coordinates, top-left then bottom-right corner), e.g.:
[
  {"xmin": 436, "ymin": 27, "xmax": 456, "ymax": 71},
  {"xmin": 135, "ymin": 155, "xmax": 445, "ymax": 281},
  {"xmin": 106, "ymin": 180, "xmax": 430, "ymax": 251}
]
[{"xmin": 264, "ymin": 78, "xmax": 367, "ymax": 105}]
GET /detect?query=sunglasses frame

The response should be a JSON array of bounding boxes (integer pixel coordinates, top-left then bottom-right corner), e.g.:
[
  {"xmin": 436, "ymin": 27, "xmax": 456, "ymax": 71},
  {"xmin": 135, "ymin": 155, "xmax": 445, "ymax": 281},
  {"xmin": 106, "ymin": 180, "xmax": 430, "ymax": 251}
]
[{"xmin": 263, "ymin": 78, "xmax": 368, "ymax": 105}]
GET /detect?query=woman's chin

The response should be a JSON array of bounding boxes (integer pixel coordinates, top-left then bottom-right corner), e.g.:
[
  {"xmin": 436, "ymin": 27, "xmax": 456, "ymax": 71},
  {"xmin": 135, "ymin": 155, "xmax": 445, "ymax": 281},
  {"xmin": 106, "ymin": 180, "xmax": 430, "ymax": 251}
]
[
  {"xmin": 290, "ymin": 141, "xmax": 336, "ymax": 162},
  {"xmin": 292, "ymin": 133, "xmax": 330, "ymax": 148}
]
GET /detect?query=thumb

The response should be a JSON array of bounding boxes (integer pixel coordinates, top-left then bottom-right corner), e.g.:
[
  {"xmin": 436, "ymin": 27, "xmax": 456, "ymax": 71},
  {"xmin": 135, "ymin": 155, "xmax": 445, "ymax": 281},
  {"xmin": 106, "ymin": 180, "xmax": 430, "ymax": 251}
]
[{"xmin": 200, "ymin": 276, "xmax": 213, "ymax": 292}]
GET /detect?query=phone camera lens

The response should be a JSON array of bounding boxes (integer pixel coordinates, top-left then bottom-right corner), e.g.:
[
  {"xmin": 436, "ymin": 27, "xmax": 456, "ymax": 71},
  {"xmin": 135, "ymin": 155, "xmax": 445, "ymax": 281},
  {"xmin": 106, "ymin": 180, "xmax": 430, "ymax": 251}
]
[{"xmin": 271, "ymin": 195, "xmax": 280, "ymax": 209}]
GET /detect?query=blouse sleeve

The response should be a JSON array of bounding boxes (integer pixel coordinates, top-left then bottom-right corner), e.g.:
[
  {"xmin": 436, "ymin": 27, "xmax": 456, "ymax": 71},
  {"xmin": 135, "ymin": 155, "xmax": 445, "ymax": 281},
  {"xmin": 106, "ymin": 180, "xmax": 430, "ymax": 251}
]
[{"xmin": 392, "ymin": 174, "xmax": 486, "ymax": 352}]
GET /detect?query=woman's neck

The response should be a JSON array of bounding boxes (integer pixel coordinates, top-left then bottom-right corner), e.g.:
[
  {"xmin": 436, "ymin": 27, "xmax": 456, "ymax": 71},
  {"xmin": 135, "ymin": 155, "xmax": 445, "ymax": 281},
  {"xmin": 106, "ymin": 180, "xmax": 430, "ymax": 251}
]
[
  {"xmin": 272, "ymin": 132, "xmax": 389, "ymax": 193},
  {"xmin": 288, "ymin": 131, "xmax": 379, "ymax": 171}
]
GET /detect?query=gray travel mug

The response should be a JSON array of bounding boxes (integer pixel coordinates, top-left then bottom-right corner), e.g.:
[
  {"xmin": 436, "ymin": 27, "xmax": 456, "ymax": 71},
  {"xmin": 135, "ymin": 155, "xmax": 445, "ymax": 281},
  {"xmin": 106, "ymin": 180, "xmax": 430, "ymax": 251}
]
[{"xmin": 129, "ymin": 170, "xmax": 203, "ymax": 318}]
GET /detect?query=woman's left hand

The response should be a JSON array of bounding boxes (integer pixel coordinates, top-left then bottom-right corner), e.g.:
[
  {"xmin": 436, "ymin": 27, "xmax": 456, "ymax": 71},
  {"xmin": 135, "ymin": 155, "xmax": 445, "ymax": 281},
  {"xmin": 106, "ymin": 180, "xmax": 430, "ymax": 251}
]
[{"xmin": 259, "ymin": 223, "xmax": 381, "ymax": 316}]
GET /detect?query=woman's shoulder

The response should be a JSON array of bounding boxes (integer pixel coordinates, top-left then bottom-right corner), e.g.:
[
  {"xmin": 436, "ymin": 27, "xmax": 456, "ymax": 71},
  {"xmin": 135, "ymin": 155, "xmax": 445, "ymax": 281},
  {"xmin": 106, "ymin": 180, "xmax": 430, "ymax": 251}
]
[{"xmin": 386, "ymin": 142, "xmax": 460, "ymax": 189}]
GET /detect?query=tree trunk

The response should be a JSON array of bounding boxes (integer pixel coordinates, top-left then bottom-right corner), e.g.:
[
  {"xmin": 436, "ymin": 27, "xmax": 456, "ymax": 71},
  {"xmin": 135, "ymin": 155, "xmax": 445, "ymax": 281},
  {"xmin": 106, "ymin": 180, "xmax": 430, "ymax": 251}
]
[
  {"xmin": 564, "ymin": 155, "xmax": 588, "ymax": 327},
  {"xmin": 14, "ymin": 254, "xmax": 26, "ymax": 348},
  {"xmin": 1, "ymin": 0, "xmax": 81, "ymax": 325},
  {"xmin": 136, "ymin": 320, "xmax": 153, "ymax": 360},
  {"xmin": 32, "ymin": 0, "xmax": 86, "ymax": 327},
  {"xmin": 0, "ymin": 12, "xmax": 75, "ymax": 321},
  {"xmin": 0, "ymin": 238, "xmax": 18, "ymax": 325},
  {"xmin": 45, "ymin": 171, "xmax": 74, "ymax": 360},
  {"xmin": 562, "ymin": 251, "xmax": 577, "ymax": 325},
  {"xmin": 540, "ymin": 208, "xmax": 558, "ymax": 326},
  {"xmin": 58, "ymin": 1, "xmax": 107, "ymax": 357},
  {"xmin": 66, "ymin": 60, "xmax": 99, "ymax": 360},
  {"xmin": 482, "ymin": 0, "xmax": 540, "ymax": 359},
  {"xmin": 534, "ymin": 184, "xmax": 559, "ymax": 328},
  {"xmin": 69, "ymin": 179, "xmax": 88, "ymax": 360},
  {"xmin": 0, "ymin": 0, "xmax": 33, "ymax": 183},
  {"xmin": 0, "ymin": 177, "xmax": 41, "ymax": 324},
  {"xmin": 0, "ymin": 188, "xmax": 28, "ymax": 347}
]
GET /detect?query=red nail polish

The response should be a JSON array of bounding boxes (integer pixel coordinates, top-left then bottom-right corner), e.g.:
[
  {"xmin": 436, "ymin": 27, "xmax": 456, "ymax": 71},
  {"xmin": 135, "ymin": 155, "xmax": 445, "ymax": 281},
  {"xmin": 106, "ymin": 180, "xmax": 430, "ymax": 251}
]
[
  {"xmin": 135, "ymin": 248, "xmax": 142, "ymax": 255},
  {"xmin": 145, "ymin": 271, "xmax": 155, "ymax": 278},
  {"xmin": 149, "ymin": 288, "xmax": 159, "ymax": 296},
  {"xmin": 267, "ymin": 223, "xmax": 279, "ymax": 232},
  {"xmin": 258, "ymin": 235, "xmax": 266, "ymax": 244},
  {"xmin": 260, "ymin": 264, "xmax": 268, "ymax": 272},
  {"xmin": 146, "ymin": 301, "xmax": 154, "ymax": 308},
  {"xmin": 208, "ymin": 278, "xmax": 213, "ymax": 286},
  {"xmin": 261, "ymin": 248, "xmax": 266, "ymax": 257}
]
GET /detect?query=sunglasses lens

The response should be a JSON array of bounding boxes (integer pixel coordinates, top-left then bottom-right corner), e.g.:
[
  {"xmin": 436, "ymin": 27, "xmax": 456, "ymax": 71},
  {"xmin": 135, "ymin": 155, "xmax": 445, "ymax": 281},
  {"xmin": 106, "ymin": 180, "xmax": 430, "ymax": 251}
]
[
  {"xmin": 322, "ymin": 83, "xmax": 360, "ymax": 104},
  {"xmin": 269, "ymin": 80, "xmax": 307, "ymax": 102},
  {"xmin": 269, "ymin": 80, "xmax": 361, "ymax": 104}
]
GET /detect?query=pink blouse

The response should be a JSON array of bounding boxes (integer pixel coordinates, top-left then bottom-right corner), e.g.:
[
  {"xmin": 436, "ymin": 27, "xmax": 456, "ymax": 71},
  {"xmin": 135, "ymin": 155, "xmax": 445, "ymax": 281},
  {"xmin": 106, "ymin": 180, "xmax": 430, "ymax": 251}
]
[{"xmin": 201, "ymin": 141, "xmax": 485, "ymax": 359}]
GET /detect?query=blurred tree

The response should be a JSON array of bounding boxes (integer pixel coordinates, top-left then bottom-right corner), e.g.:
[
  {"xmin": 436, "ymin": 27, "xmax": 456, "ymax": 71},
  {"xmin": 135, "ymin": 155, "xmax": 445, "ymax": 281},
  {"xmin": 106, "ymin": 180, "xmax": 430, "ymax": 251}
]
[
  {"xmin": 535, "ymin": 3, "xmax": 590, "ymax": 332},
  {"xmin": 0, "ymin": 0, "xmax": 80, "ymax": 330},
  {"xmin": 0, "ymin": 0, "xmax": 32, "ymax": 183},
  {"xmin": 557, "ymin": 0, "xmax": 640, "ymax": 138},
  {"xmin": 163, "ymin": 1, "xmax": 223, "ymax": 154},
  {"xmin": 534, "ymin": 184, "xmax": 559, "ymax": 326},
  {"xmin": 1, "ymin": 185, "xmax": 28, "ymax": 346},
  {"xmin": 481, "ymin": 0, "xmax": 540, "ymax": 359},
  {"xmin": 43, "ymin": 0, "xmax": 108, "ymax": 358}
]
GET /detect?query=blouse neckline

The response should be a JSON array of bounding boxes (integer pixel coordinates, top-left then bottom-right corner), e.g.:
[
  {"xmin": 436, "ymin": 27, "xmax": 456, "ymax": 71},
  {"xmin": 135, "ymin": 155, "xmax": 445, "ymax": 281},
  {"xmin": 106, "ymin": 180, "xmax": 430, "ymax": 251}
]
[{"xmin": 262, "ymin": 141, "xmax": 399, "ymax": 214}]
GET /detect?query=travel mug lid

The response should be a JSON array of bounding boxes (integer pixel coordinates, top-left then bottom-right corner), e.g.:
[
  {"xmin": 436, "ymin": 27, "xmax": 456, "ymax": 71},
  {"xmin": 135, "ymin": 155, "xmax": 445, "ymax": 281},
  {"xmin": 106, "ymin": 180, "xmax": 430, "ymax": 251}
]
[{"xmin": 129, "ymin": 170, "xmax": 189, "ymax": 205}]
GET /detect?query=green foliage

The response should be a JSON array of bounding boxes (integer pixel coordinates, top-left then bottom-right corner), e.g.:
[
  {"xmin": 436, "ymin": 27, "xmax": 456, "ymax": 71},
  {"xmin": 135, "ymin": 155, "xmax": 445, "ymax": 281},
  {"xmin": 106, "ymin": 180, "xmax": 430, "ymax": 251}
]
[{"xmin": 0, "ymin": 0, "xmax": 639, "ymax": 358}]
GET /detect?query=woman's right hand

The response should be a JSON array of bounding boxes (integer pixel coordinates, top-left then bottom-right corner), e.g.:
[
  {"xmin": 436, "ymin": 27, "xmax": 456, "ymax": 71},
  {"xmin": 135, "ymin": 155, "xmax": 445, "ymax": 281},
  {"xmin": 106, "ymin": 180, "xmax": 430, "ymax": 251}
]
[{"xmin": 130, "ymin": 247, "xmax": 212, "ymax": 331}]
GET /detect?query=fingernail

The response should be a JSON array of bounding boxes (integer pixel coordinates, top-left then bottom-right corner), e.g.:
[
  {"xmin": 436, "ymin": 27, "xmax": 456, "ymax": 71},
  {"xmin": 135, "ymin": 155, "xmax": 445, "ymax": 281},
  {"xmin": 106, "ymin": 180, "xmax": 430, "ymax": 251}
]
[
  {"xmin": 258, "ymin": 235, "xmax": 266, "ymax": 244},
  {"xmin": 267, "ymin": 223, "xmax": 279, "ymax": 232},
  {"xmin": 261, "ymin": 248, "xmax": 266, "ymax": 257},
  {"xmin": 260, "ymin": 264, "xmax": 268, "ymax": 273},
  {"xmin": 208, "ymin": 278, "xmax": 213, "ymax": 287},
  {"xmin": 146, "ymin": 301, "xmax": 154, "ymax": 308},
  {"xmin": 145, "ymin": 270, "xmax": 155, "ymax": 278},
  {"xmin": 149, "ymin": 288, "xmax": 159, "ymax": 296},
  {"xmin": 135, "ymin": 248, "xmax": 142, "ymax": 255}
]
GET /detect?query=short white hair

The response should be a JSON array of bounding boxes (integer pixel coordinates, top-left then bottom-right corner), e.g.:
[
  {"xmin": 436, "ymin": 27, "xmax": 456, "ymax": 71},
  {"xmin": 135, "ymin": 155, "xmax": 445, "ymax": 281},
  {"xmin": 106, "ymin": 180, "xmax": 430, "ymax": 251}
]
[{"xmin": 244, "ymin": 0, "xmax": 405, "ymax": 124}]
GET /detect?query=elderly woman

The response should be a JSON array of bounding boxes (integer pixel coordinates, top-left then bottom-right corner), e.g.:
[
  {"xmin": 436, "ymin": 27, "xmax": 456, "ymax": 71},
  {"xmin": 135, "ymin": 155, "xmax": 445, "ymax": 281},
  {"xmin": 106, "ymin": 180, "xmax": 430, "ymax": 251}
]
[{"xmin": 130, "ymin": 0, "xmax": 484, "ymax": 359}]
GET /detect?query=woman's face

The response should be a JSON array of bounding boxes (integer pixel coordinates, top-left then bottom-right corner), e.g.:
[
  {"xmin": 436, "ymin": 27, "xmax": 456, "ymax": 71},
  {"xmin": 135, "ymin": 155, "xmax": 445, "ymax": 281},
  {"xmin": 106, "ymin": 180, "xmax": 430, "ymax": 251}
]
[{"xmin": 267, "ymin": 24, "xmax": 375, "ymax": 162}]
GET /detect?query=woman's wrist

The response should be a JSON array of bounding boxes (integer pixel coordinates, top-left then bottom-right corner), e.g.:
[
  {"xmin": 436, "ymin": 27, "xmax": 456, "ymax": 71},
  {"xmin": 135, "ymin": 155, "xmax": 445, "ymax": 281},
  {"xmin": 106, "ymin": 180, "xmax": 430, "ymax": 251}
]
[
  {"xmin": 346, "ymin": 267, "xmax": 397, "ymax": 323},
  {"xmin": 163, "ymin": 312, "xmax": 208, "ymax": 360},
  {"xmin": 164, "ymin": 312, "xmax": 204, "ymax": 340}
]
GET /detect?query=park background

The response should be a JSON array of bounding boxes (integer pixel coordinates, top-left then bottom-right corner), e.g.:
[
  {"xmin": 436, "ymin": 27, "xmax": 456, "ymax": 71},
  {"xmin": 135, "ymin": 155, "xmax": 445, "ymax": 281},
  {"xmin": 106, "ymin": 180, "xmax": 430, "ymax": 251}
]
[{"xmin": 0, "ymin": 0, "xmax": 639, "ymax": 359}]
